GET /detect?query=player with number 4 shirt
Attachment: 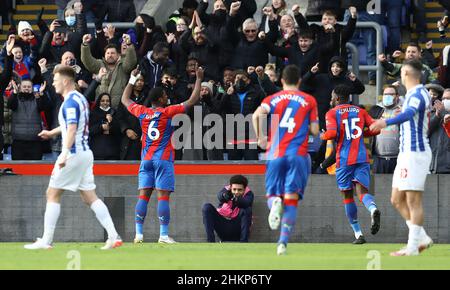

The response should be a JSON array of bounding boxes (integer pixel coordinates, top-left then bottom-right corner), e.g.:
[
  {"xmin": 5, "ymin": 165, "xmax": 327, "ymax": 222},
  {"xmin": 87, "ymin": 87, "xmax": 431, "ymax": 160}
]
[{"xmin": 321, "ymin": 84, "xmax": 381, "ymax": 245}]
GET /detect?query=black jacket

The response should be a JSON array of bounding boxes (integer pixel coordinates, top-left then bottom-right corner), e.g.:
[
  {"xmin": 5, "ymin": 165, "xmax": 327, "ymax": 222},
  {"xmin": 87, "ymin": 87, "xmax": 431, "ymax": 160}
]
[
  {"xmin": 116, "ymin": 92, "xmax": 146, "ymax": 160},
  {"xmin": 295, "ymin": 12, "xmax": 356, "ymax": 73},
  {"xmin": 264, "ymin": 36, "xmax": 320, "ymax": 77},
  {"xmin": 89, "ymin": 103, "xmax": 121, "ymax": 160},
  {"xmin": 219, "ymin": 85, "xmax": 264, "ymax": 142},
  {"xmin": 302, "ymin": 56, "xmax": 365, "ymax": 129},
  {"xmin": 227, "ymin": 15, "xmax": 269, "ymax": 70},
  {"xmin": 179, "ymin": 29, "xmax": 221, "ymax": 82}
]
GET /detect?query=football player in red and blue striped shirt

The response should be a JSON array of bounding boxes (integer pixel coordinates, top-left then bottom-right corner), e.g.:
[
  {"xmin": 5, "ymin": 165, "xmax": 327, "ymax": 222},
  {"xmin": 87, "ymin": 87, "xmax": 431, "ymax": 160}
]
[
  {"xmin": 253, "ymin": 65, "xmax": 319, "ymax": 255},
  {"xmin": 122, "ymin": 66, "xmax": 204, "ymax": 244},
  {"xmin": 321, "ymin": 84, "xmax": 381, "ymax": 244}
]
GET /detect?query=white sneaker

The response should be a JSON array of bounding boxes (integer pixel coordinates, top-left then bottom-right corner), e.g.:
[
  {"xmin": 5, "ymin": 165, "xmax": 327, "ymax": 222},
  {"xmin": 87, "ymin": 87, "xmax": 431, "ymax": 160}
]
[
  {"xmin": 390, "ymin": 246, "xmax": 419, "ymax": 256},
  {"xmin": 268, "ymin": 197, "xmax": 283, "ymax": 230},
  {"xmin": 101, "ymin": 236, "xmax": 123, "ymax": 250},
  {"xmin": 158, "ymin": 236, "xmax": 177, "ymax": 244},
  {"xmin": 24, "ymin": 238, "xmax": 52, "ymax": 250},
  {"xmin": 134, "ymin": 234, "xmax": 144, "ymax": 244},
  {"xmin": 419, "ymin": 235, "xmax": 433, "ymax": 253},
  {"xmin": 277, "ymin": 243, "xmax": 287, "ymax": 255}
]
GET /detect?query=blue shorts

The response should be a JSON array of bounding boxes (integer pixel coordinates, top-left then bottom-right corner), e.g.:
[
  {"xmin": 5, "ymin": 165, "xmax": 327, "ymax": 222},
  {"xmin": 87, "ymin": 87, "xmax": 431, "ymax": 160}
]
[
  {"xmin": 265, "ymin": 155, "xmax": 311, "ymax": 199},
  {"xmin": 335, "ymin": 163, "xmax": 370, "ymax": 191},
  {"xmin": 138, "ymin": 160, "xmax": 175, "ymax": 192}
]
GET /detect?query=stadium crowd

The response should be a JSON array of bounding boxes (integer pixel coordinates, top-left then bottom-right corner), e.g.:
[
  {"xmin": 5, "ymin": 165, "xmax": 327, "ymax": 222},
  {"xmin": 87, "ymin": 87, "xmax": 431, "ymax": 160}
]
[{"xmin": 0, "ymin": 0, "xmax": 449, "ymax": 174}]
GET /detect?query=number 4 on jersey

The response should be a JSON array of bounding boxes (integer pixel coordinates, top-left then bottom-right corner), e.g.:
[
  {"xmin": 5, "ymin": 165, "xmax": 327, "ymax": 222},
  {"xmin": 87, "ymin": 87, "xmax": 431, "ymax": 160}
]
[{"xmin": 280, "ymin": 108, "xmax": 296, "ymax": 133}]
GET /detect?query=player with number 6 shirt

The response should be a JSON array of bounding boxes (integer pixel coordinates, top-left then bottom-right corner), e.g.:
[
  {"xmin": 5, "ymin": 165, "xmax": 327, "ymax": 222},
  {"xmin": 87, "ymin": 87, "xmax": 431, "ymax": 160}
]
[{"xmin": 121, "ymin": 65, "xmax": 204, "ymax": 244}]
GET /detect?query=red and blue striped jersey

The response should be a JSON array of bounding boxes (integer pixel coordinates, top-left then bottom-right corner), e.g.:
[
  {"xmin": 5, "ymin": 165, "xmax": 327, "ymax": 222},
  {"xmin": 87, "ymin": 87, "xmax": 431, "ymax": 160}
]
[
  {"xmin": 325, "ymin": 104, "xmax": 374, "ymax": 168},
  {"xmin": 128, "ymin": 102, "xmax": 186, "ymax": 161},
  {"xmin": 261, "ymin": 90, "xmax": 318, "ymax": 159}
]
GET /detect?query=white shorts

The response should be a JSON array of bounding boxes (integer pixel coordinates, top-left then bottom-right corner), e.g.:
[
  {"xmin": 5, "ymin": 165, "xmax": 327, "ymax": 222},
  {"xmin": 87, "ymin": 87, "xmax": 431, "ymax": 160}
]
[
  {"xmin": 392, "ymin": 150, "xmax": 432, "ymax": 191},
  {"xmin": 49, "ymin": 150, "xmax": 96, "ymax": 192}
]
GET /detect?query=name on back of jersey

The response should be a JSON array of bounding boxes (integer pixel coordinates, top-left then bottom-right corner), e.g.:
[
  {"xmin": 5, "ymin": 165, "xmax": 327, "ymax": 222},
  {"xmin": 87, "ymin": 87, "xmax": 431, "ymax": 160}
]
[
  {"xmin": 270, "ymin": 94, "xmax": 308, "ymax": 107},
  {"xmin": 145, "ymin": 112, "xmax": 161, "ymax": 120},
  {"xmin": 337, "ymin": 107, "xmax": 360, "ymax": 114}
]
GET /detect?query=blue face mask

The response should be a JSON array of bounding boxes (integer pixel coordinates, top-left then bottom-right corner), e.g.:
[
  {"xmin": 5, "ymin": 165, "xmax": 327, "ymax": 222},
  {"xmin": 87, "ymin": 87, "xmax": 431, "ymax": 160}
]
[
  {"xmin": 65, "ymin": 16, "xmax": 76, "ymax": 26},
  {"xmin": 382, "ymin": 94, "xmax": 394, "ymax": 107}
]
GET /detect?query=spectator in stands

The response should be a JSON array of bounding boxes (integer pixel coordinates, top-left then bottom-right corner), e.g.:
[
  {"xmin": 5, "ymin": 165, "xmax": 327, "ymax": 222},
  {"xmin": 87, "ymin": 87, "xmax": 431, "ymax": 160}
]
[
  {"xmin": 135, "ymin": 14, "xmax": 166, "ymax": 58},
  {"xmin": 55, "ymin": 0, "xmax": 72, "ymax": 20},
  {"xmin": 116, "ymin": 72, "xmax": 146, "ymax": 160},
  {"xmin": 293, "ymin": 5, "xmax": 357, "ymax": 74},
  {"xmin": 89, "ymin": 93, "xmax": 120, "ymax": 160},
  {"xmin": 219, "ymin": 69, "xmax": 264, "ymax": 160},
  {"xmin": 0, "ymin": 35, "xmax": 14, "ymax": 160},
  {"xmin": 1, "ymin": 22, "xmax": 39, "ymax": 69},
  {"xmin": 166, "ymin": 0, "xmax": 199, "ymax": 34},
  {"xmin": 429, "ymin": 88, "xmax": 450, "ymax": 174},
  {"xmin": 183, "ymin": 81, "xmax": 223, "ymax": 160},
  {"xmin": 179, "ymin": 11, "xmax": 221, "ymax": 82},
  {"xmin": 7, "ymin": 79, "xmax": 49, "ymax": 160},
  {"xmin": 259, "ymin": 0, "xmax": 287, "ymax": 33},
  {"xmin": 426, "ymin": 83, "xmax": 445, "ymax": 106},
  {"xmin": 261, "ymin": 28, "xmax": 320, "ymax": 77},
  {"xmin": 160, "ymin": 67, "xmax": 190, "ymax": 106},
  {"xmin": 166, "ymin": 17, "xmax": 190, "ymax": 77},
  {"xmin": 227, "ymin": 9, "xmax": 269, "ymax": 71},
  {"xmin": 81, "ymin": 33, "xmax": 137, "ymax": 109},
  {"xmin": 378, "ymin": 43, "xmax": 437, "ymax": 85},
  {"xmin": 39, "ymin": 19, "xmax": 81, "ymax": 67},
  {"xmin": 302, "ymin": 56, "xmax": 365, "ymax": 130},
  {"xmin": 202, "ymin": 175, "xmax": 254, "ymax": 243},
  {"xmin": 64, "ymin": 5, "xmax": 88, "ymax": 37},
  {"xmin": 196, "ymin": 0, "xmax": 234, "ymax": 74},
  {"xmin": 262, "ymin": 6, "xmax": 300, "ymax": 76},
  {"xmin": 139, "ymin": 42, "xmax": 172, "ymax": 96},
  {"xmin": 368, "ymin": 85, "xmax": 402, "ymax": 173},
  {"xmin": 11, "ymin": 44, "xmax": 37, "ymax": 81}
]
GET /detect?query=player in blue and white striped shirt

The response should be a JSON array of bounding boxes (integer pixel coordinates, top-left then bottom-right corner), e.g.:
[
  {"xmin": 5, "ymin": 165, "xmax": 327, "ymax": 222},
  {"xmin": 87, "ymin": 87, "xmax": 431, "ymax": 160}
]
[
  {"xmin": 371, "ymin": 59, "xmax": 433, "ymax": 256},
  {"xmin": 24, "ymin": 65, "xmax": 122, "ymax": 250}
]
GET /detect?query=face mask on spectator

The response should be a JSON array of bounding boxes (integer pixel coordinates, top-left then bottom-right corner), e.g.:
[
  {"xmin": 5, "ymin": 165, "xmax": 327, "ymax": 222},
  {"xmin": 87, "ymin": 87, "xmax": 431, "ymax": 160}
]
[
  {"xmin": 235, "ymin": 79, "xmax": 247, "ymax": 93},
  {"xmin": 212, "ymin": 9, "xmax": 227, "ymax": 23},
  {"xmin": 443, "ymin": 99, "xmax": 450, "ymax": 111},
  {"xmin": 66, "ymin": 16, "xmax": 76, "ymax": 26},
  {"xmin": 382, "ymin": 95, "xmax": 395, "ymax": 107},
  {"xmin": 100, "ymin": 106, "xmax": 111, "ymax": 112}
]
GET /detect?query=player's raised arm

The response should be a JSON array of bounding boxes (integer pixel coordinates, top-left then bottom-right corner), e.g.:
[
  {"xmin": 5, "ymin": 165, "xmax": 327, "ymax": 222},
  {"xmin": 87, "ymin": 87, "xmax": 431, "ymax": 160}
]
[
  {"xmin": 122, "ymin": 68, "xmax": 141, "ymax": 108},
  {"xmin": 184, "ymin": 66, "xmax": 204, "ymax": 109}
]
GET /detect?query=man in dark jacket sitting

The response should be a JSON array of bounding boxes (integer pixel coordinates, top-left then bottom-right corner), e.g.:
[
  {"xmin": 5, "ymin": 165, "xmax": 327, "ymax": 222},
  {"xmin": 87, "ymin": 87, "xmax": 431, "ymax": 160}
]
[{"xmin": 202, "ymin": 175, "xmax": 254, "ymax": 242}]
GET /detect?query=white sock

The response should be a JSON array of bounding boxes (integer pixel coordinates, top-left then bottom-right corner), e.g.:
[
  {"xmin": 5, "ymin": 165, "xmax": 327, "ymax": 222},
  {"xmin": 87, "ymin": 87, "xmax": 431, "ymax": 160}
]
[
  {"xmin": 407, "ymin": 224, "xmax": 421, "ymax": 252},
  {"xmin": 406, "ymin": 220, "xmax": 412, "ymax": 229},
  {"xmin": 90, "ymin": 199, "xmax": 118, "ymax": 239},
  {"xmin": 42, "ymin": 202, "xmax": 61, "ymax": 245},
  {"xmin": 407, "ymin": 220, "xmax": 428, "ymax": 241},
  {"xmin": 354, "ymin": 231, "xmax": 363, "ymax": 239}
]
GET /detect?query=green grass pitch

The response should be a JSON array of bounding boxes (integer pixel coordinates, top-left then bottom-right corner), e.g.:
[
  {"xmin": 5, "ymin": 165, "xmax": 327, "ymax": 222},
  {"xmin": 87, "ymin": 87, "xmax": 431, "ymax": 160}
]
[{"xmin": 1, "ymin": 243, "xmax": 450, "ymax": 270}]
